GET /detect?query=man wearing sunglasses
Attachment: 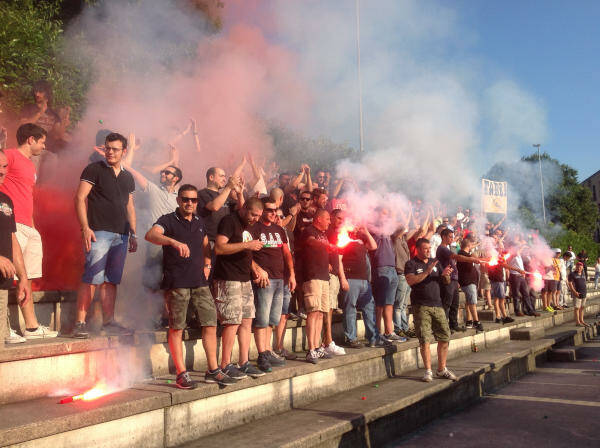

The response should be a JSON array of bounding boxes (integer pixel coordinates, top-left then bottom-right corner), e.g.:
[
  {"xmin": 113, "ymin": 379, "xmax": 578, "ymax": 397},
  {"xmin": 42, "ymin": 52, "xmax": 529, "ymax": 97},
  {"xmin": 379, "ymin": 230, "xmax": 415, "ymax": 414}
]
[
  {"xmin": 72, "ymin": 132, "xmax": 136, "ymax": 338},
  {"xmin": 214, "ymin": 197, "xmax": 265, "ymax": 379},
  {"xmin": 146, "ymin": 184, "xmax": 231, "ymax": 388},
  {"xmin": 249, "ymin": 198, "xmax": 296, "ymax": 372},
  {"xmin": 123, "ymin": 151, "xmax": 182, "ymax": 293}
]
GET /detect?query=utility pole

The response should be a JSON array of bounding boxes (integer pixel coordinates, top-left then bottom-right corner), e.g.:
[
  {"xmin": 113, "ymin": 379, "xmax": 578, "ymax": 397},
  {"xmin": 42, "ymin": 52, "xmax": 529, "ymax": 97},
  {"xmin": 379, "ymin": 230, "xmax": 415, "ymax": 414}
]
[
  {"xmin": 355, "ymin": 0, "xmax": 364, "ymax": 152},
  {"xmin": 533, "ymin": 144, "xmax": 547, "ymax": 224}
]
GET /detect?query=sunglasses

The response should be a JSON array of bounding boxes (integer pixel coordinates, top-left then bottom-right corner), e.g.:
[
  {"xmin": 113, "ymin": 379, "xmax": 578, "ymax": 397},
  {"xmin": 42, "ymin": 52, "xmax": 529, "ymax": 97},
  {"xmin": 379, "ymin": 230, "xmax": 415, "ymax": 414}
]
[
  {"xmin": 161, "ymin": 170, "xmax": 176, "ymax": 176},
  {"xmin": 300, "ymin": 197, "xmax": 311, "ymax": 201},
  {"xmin": 180, "ymin": 197, "xmax": 198, "ymax": 203},
  {"xmin": 277, "ymin": 214, "xmax": 284, "ymax": 219}
]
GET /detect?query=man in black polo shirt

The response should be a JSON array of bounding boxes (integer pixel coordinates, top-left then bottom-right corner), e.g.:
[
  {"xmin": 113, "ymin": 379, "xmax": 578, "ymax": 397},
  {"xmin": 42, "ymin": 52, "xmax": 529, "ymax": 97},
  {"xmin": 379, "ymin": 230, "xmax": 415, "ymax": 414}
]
[
  {"xmin": 214, "ymin": 197, "xmax": 265, "ymax": 379},
  {"xmin": 0, "ymin": 151, "xmax": 32, "ymax": 345},
  {"xmin": 250, "ymin": 197, "xmax": 296, "ymax": 372},
  {"xmin": 406, "ymin": 238, "xmax": 458, "ymax": 383},
  {"xmin": 146, "ymin": 184, "xmax": 234, "ymax": 389},
  {"xmin": 437, "ymin": 228, "xmax": 466, "ymax": 332},
  {"xmin": 72, "ymin": 132, "xmax": 137, "ymax": 338}
]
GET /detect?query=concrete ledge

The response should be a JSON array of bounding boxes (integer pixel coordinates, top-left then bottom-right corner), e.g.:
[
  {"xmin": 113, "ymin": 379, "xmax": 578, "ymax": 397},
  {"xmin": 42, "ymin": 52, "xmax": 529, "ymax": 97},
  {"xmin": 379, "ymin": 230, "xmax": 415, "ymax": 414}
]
[
  {"xmin": 548, "ymin": 347, "xmax": 577, "ymax": 362},
  {"xmin": 510, "ymin": 326, "xmax": 545, "ymax": 341}
]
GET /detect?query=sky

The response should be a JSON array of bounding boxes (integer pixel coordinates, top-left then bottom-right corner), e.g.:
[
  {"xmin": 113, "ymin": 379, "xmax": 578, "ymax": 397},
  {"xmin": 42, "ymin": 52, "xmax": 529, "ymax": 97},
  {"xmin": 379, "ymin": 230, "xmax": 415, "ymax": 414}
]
[{"xmin": 432, "ymin": 0, "xmax": 600, "ymax": 181}]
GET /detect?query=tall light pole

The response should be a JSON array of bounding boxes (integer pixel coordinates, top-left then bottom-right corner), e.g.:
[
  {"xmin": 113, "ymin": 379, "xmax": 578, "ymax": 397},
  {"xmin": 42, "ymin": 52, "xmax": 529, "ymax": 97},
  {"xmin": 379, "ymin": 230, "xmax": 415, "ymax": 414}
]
[
  {"xmin": 355, "ymin": 0, "xmax": 364, "ymax": 152},
  {"xmin": 533, "ymin": 144, "xmax": 547, "ymax": 224}
]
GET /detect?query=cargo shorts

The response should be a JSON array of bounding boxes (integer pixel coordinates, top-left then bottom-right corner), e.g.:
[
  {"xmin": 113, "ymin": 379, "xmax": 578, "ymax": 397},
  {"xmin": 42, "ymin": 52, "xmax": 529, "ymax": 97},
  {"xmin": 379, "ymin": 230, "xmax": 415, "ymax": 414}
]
[
  {"xmin": 214, "ymin": 280, "xmax": 255, "ymax": 325},
  {"xmin": 165, "ymin": 286, "xmax": 217, "ymax": 330},
  {"xmin": 303, "ymin": 279, "xmax": 329, "ymax": 313},
  {"xmin": 412, "ymin": 305, "xmax": 451, "ymax": 344}
]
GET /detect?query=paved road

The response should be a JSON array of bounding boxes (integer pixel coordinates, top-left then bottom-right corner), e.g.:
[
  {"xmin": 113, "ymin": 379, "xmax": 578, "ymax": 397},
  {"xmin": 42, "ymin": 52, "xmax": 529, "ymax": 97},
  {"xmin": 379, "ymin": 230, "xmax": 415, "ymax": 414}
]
[{"xmin": 390, "ymin": 336, "xmax": 600, "ymax": 448}]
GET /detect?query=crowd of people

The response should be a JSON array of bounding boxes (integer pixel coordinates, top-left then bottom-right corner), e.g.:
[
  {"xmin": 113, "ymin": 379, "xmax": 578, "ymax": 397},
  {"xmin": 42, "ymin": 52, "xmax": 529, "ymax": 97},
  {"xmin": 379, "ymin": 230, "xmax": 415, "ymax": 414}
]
[{"xmin": 0, "ymin": 82, "xmax": 596, "ymax": 390}]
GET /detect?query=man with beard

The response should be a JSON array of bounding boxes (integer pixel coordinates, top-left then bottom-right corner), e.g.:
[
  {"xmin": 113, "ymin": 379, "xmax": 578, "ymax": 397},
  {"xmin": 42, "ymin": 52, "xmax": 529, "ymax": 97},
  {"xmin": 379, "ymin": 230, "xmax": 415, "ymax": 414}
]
[
  {"xmin": 250, "ymin": 197, "xmax": 296, "ymax": 372},
  {"xmin": 214, "ymin": 197, "xmax": 265, "ymax": 379}
]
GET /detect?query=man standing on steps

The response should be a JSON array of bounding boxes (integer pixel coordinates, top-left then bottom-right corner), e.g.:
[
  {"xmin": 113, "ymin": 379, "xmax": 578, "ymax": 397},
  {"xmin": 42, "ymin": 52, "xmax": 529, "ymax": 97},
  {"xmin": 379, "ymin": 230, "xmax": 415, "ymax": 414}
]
[
  {"xmin": 250, "ymin": 197, "xmax": 296, "ymax": 372},
  {"xmin": 568, "ymin": 262, "xmax": 588, "ymax": 327},
  {"xmin": 405, "ymin": 238, "xmax": 458, "ymax": 383},
  {"xmin": 455, "ymin": 236, "xmax": 484, "ymax": 332},
  {"xmin": 145, "ymin": 184, "xmax": 234, "ymax": 389},
  {"xmin": 436, "ymin": 228, "xmax": 467, "ymax": 332},
  {"xmin": 214, "ymin": 197, "xmax": 265, "ymax": 379},
  {"xmin": 72, "ymin": 132, "xmax": 137, "ymax": 338},
  {"xmin": 0, "ymin": 124, "xmax": 57, "ymax": 340}
]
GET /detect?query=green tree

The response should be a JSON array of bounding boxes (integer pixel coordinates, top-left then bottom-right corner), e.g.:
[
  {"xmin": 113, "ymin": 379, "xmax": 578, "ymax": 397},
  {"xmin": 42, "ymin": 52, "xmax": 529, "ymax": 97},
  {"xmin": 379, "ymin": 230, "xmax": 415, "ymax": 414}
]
[{"xmin": 0, "ymin": 0, "xmax": 92, "ymax": 123}]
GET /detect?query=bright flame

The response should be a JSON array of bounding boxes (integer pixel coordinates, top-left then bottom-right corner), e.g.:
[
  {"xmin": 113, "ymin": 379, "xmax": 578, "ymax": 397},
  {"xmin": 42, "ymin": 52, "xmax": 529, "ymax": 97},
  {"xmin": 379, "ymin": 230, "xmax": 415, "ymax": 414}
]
[
  {"xmin": 488, "ymin": 254, "xmax": 499, "ymax": 267},
  {"xmin": 503, "ymin": 253, "xmax": 511, "ymax": 262},
  {"xmin": 337, "ymin": 224, "xmax": 358, "ymax": 248},
  {"xmin": 530, "ymin": 271, "xmax": 544, "ymax": 291},
  {"xmin": 60, "ymin": 382, "xmax": 114, "ymax": 404}
]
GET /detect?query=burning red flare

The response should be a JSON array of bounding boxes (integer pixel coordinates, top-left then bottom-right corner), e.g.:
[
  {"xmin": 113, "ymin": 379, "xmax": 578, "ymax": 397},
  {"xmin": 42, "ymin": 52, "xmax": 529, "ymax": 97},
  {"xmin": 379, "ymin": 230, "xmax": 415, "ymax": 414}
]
[
  {"xmin": 336, "ymin": 224, "xmax": 358, "ymax": 248},
  {"xmin": 59, "ymin": 382, "xmax": 113, "ymax": 404}
]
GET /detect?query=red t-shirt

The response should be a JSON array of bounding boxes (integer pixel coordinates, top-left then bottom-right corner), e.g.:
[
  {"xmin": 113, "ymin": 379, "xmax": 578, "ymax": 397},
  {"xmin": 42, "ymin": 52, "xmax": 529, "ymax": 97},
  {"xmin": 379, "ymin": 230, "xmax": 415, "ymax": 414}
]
[{"xmin": 0, "ymin": 148, "xmax": 36, "ymax": 227}]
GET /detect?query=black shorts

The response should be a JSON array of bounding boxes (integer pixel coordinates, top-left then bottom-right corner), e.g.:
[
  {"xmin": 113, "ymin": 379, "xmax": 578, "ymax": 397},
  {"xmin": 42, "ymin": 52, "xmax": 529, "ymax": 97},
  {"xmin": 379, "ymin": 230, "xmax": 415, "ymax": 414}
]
[{"xmin": 543, "ymin": 279, "xmax": 558, "ymax": 292}]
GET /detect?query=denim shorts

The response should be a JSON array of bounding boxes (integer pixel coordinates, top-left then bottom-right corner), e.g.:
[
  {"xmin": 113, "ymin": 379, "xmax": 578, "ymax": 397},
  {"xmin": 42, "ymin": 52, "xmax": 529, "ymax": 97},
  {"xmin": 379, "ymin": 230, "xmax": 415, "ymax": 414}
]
[
  {"xmin": 462, "ymin": 283, "xmax": 478, "ymax": 305},
  {"xmin": 82, "ymin": 231, "xmax": 128, "ymax": 285},
  {"xmin": 491, "ymin": 282, "xmax": 506, "ymax": 299},
  {"xmin": 373, "ymin": 266, "xmax": 399, "ymax": 306},
  {"xmin": 281, "ymin": 284, "xmax": 292, "ymax": 315},
  {"xmin": 253, "ymin": 279, "xmax": 284, "ymax": 327}
]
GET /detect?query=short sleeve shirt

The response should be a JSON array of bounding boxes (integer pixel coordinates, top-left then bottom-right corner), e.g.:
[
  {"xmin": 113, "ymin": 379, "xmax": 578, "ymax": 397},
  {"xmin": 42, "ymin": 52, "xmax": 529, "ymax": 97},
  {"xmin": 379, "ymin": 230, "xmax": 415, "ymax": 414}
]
[
  {"xmin": 568, "ymin": 271, "xmax": 587, "ymax": 298},
  {"xmin": 0, "ymin": 192, "xmax": 16, "ymax": 289},
  {"xmin": 155, "ymin": 210, "xmax": 208, "ymax": 289},
  {"xmin": 197, "ymin": 188, "xmax": 232, "ymax": 242},
  {"xmin": 456, "ymin": 250, "xmax": 478, "ymax": 287},
  {"xmin": 214, "ymin": 212, "xmax": 253, "ymax": 282},
  {"xmin": 436, "ymin": 245, "xmax": 458, "ymax": 281},
  {"xmin": 146, "ymin": 181, "xmax": 177, "ymax": 228},
  {"xmin": 250, "ymin": 221, "xmax": 288, "ymax": 279},
  {"xmin": 370, "ymin": 233, "xmax": 395, "ymax": 268},
  {"xmin": 300, "ymin": 225, "xmax": 330, "ymax": 281},
  {"xmin": 341, "ymin": 241, "xmax": 369, "ymax": 280},
  {"xmin": 80, "ymin": 161, "xmax": 135, "ymax": 234},
  {"xmin": 404, "ymin": 257, "xmax": 443, "ymax": 307},
  {"xmin": 0, "ymin": 149, "xmax": 36, "ymax": 227}
]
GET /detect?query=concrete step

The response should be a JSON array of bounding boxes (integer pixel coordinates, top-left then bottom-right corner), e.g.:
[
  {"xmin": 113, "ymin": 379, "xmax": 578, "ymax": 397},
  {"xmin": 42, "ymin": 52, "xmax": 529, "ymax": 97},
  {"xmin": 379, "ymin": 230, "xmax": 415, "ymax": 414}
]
[
  {"xmin": 2, "ymin": 306, "xmax": 599, "ymax": 447},
  {"xmin": 509, "ymin": 326, "xmax": 545, "ymax": 340}
]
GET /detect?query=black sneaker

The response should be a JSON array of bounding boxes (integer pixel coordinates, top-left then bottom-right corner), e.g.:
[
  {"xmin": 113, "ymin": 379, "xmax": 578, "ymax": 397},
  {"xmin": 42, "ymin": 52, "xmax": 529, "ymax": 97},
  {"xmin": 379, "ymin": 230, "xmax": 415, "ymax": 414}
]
[
  {"xmin": 345, "ymin": 339, "xmax": 363, "ymax": 349},
  {"xmin": 238, "ymin": 361, "xmax": 266, "ymax": 378},
  {"xmin": 176, "ymin": 371, "xmax": 198, "ymax": 390},
  {"xmin": 266, "ymin": 350, "xmax": 286, "ymax": 367},
  {"xmin": 275, "ymin": 348, "xmax": 297, "ymax": 360},
  {"xmin": 71, "ymin": 321, "xmax": 89, "ymax": 339},
  {"xmin": 405, "ymin": 328, "xmax": 418, "ymax": 338},
  {"xmin": 204, "ymin": 369, "xmax": 237, "ymax": 386},
  {"xmin": 367, "ymin": 337, "xmax": 392, "ymax": 348},
  {"xmin": 257, "ymin": 352, "xmax": 273, "ymax": 372},
  {"xmin": 502, "ymin": 316, "xmax": 515, "ymax": 324},
  {"xmin": 494, "ymin": 318, "xmax": 502, "ymax": 324},
  {"xmin": 465, "ymin": 320, "xmax": 474, "ymax": 329},
  {"xmin": 102, "ymin": 320, "xmax": 133, "ymax": 335},
  {"xmin": 474, "ymin": 321, "xmax": 484, "ymax": 333},
  {"xmin": 451, "ymin": 325, "xmax": 466, "ymax": 332},
  {"xmin": 222, "ymin": 363, "xmax": 248, "ymax": 380}
]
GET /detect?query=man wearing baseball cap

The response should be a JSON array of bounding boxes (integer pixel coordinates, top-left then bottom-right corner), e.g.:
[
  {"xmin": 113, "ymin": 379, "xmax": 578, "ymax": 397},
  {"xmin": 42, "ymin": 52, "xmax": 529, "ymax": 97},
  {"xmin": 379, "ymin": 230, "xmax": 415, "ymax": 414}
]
[{"xmin": 568, "ymin": 262, "xmax": 588, "ymax": 327}]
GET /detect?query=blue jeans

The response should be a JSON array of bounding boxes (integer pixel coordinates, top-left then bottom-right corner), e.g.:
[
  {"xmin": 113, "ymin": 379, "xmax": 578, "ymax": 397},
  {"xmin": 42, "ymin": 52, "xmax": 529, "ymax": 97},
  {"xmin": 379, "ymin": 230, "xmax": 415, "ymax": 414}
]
[
  {"xmin": 394, "ymin": 274, "xmax": 411, "ymax": 332},
  {"xmin": 595, "ymin": 273, "xmax": 599, "ymax": 290},
  {"xmin": 342, "ymin": 279, "xmax": 379, "ymax": 343},
  {"xmin": 281, "ymin": 284, "xmax": 292, "ymax": 315},
  {"xmin": 253, "ymin": 279, "xmax": 284, "ymax": 327},
  {"xmin": 373, "ymin": 266, "xmax": 399, "ymax": 306},
  {"xmin": 82, "ymin": 231, "xmax": 128, "ymax": 285}
]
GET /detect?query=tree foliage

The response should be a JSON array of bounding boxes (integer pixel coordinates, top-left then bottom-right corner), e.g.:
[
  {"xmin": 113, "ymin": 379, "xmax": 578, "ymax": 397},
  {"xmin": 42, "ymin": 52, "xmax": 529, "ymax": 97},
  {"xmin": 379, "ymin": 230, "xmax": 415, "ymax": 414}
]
[{"xmin": 0, "ymin": 0, "xmax": 92, "ymax": 123}]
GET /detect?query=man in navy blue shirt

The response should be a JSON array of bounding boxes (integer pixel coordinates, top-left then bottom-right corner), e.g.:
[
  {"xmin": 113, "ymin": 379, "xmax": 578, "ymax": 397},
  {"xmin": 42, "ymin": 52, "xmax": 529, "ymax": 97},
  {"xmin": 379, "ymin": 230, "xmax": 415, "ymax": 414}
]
[{"xmin": 146, "ymin": 184, "xmax": 233, "ymax": 389}]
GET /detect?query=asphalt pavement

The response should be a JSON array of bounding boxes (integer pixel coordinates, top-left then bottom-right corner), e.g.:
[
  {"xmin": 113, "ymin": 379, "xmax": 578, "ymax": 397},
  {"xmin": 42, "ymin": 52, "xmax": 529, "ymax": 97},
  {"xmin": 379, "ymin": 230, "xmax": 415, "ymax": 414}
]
[{"xmin": 389, "ymin": 336, "xmax": 600, "ymax": 448}]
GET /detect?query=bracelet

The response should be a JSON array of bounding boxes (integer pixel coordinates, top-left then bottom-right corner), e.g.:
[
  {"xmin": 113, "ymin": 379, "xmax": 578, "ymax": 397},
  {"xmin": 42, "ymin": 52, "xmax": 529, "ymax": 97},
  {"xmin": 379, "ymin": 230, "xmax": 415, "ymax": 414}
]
[{"xmin": 130, "ymin": 234, "xmax": 137, "ymax": 239}]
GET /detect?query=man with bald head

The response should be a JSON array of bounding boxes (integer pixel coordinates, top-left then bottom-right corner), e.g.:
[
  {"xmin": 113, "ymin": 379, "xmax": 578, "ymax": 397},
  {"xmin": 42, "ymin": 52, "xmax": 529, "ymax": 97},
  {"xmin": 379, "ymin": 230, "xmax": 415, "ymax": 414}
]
[
  {"xmin": 300, "ymin": 208, "xmax": 337, "ymax": 363},
  {"xmin": 197, "ymin": 167, "xmax": 242, "ymax": 246}
]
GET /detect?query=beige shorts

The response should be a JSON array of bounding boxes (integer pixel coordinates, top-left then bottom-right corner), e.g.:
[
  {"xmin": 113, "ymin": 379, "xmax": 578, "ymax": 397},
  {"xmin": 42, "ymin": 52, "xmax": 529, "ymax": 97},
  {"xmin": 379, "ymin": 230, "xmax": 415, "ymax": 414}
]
[
  {"xmin": 214, "ymin": 280, "xmax": 255, "ymax": 325},
  {"xmin": 15, "ymin": 223, "xmax": 43, "ymax": 279},
  {"xmin": 328, "ymin": 274, "xmax": 340, "ymax": 309},
  {"xmin": 303, "ymin": 279, "xmax": 330, "ymax": 313},
  {"xmin": 574, "ymin": 296, "xmax": 587, "ymax": 308}
]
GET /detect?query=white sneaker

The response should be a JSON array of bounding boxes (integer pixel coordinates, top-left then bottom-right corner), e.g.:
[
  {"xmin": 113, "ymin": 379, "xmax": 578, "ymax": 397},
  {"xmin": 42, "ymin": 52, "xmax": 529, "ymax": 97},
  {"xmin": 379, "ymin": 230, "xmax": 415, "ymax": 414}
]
[
  {"xmin": 422, "ymin": 369, "xmax": 433, "ymax": 382},
  {"xmin": 324, "ymin": 341, "xmax": 346, "ymax": 356},
  {"xmin": 6, "ymin": 328, "xmax": 26, "ymax": 344},
  {"xmin": 23, "ymin": 325, "xmax": 58, "ymax": 339},
  {"xmin": 436, "ymin": 367, "xmax": 458, "ymax": 381}
]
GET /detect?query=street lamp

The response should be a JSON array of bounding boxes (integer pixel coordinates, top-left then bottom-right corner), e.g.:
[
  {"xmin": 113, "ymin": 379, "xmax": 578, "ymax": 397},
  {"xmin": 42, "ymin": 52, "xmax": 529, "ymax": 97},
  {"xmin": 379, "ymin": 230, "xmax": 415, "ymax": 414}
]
[
  {"xmin": 355, "ymin": 0, "xmax": 364, "ymax": 152},
  {"xmin": 533, "ymin": 144, "xmax": 547, "ymax": 224}
]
